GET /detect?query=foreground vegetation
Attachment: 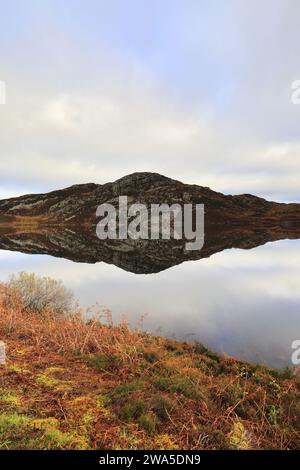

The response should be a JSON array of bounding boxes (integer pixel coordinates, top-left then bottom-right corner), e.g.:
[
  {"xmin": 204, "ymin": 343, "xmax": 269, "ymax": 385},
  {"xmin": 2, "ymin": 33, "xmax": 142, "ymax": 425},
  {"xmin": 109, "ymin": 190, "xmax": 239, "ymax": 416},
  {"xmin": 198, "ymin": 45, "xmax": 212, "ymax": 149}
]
[{"xmin": 0, "ymin": 275, "xmax": 299, "ymax": 450}]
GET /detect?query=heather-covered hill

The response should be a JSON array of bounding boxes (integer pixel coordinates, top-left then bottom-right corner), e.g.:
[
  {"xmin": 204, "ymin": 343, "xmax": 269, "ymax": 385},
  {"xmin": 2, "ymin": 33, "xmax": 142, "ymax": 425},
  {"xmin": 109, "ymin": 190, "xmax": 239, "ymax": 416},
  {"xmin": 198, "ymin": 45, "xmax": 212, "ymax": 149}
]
[{"xmin": 1, "ymin": 172, "xmax": 300, "ymax": 227}]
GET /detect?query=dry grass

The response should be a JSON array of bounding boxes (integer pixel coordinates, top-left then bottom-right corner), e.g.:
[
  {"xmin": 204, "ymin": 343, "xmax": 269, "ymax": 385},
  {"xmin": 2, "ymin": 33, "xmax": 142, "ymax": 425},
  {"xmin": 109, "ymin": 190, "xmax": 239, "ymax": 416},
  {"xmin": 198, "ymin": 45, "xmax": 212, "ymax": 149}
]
[{"xmin": 0, "ymin": 283, "xmax": 299, "ymax": 450}]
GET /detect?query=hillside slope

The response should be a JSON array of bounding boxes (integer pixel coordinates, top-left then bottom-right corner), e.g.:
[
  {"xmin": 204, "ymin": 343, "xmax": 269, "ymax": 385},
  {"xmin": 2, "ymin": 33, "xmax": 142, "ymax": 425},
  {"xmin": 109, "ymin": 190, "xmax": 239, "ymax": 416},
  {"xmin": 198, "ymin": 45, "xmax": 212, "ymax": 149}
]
[{"xmin": 0, "ymin": 284, "xmax": 299, "ymax": 450}]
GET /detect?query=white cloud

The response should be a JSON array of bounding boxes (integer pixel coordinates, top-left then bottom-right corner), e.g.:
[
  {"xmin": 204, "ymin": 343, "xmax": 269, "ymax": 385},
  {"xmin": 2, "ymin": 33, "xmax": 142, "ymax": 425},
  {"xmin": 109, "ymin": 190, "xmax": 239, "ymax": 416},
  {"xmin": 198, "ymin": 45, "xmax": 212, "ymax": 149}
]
[{"xmin": 1, "ymin": 0, "xmax": 300, "ymax": 201}]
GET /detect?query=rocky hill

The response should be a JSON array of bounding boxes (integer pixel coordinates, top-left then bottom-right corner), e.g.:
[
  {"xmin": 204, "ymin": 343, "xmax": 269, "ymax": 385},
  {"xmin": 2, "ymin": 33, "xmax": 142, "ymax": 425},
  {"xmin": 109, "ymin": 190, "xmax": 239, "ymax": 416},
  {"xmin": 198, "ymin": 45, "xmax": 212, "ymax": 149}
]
[{"xmin": 1, "ymin": 172, "xmax": 300, "ymax": 227}]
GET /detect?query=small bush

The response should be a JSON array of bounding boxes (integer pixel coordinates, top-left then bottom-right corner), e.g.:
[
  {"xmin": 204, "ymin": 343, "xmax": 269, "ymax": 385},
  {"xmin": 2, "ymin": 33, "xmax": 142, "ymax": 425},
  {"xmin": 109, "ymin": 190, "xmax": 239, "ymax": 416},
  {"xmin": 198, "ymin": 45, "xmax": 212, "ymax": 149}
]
[
  {"xmin": 111, "ymin": 380, "xmax": 143, "ymax": 402},
  {"xmin": 151, "ymin": 395, "xmax": 175, "ymax": 421},
  {"xmin": 143, "ymin": 350, "xmax": 160, "ymax": 363},
  {"xmin": 199, "ymin": 425, "xmax": 230, "ymax": 449},
  {"xmin": 0, "ymin": 389, "xmax": 21, "ymax": 409},
  {"xmin": 138, "ymin": 413, "xmax": 157, "ymax": 434},
  {"xmin": 87, "ymin": 354, "xmax": 123, "ymax": 372},
  {"xmin": 269, "ymin": 367, "xmax": 293, "ymax": 381},
  {"xmin": 220, "ymin": 382, "xmax": 244, "ymax": 408},
  {"xmin": 5, "ymin": 272, "xmax": 74, "ymax": 317},
  {"xmin": 193, "ymin": 342, "xmax": 207, "ymax": 355},
  {"xmin": 153, "ymin": 375, "xmax": 200, "ymax": 399},
  {"xmin": 267, "ymin": 405, "xmax": 278, "ymax": 425},
  {"xmin": 119, "ymin": 399, "xmax": 148, "ymax": 421}
]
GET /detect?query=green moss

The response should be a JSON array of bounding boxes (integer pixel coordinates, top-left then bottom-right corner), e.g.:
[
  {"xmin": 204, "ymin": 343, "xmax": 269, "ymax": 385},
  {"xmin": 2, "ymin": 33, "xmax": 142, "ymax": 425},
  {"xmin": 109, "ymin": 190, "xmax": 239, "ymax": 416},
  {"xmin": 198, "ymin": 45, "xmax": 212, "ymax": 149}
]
[
  {"xmin": 32, "ymin": 417, "xmax": 90, "ymax": 449},
  {"xmin": 0, "ymin": 412, "xmax": 90, "ymax": 450},
  {"xmin": 8, "ymin": 364, "xmax": 23, "ymax": 374},
  {"xmin": 96, "ymin": 394, "xmax": 111, "ymax": 408},
  {"xmin": 31, "ymin": 417, "xmax": 59, "ymax": 430},
  {"xmin": 0, "ymin": 389, "xmax": 21, "ymax": 408},
  {"xmin": 42, "ymin": 427, "xmax": 89, "ymax": 450},
  {"xmin": 36, "ymin": 367, "xmax": 73, "ymax": 393},
  {"xmin": 0, "ymin": 412, "xmax": 33, "ymax": 450},
  {"xmin": 0, "ymin": 412, "xmax": 31, "ymax": 431},
  {"xmin": 153, "ymin": 434, "xmax": 180, "ymax": 450}
]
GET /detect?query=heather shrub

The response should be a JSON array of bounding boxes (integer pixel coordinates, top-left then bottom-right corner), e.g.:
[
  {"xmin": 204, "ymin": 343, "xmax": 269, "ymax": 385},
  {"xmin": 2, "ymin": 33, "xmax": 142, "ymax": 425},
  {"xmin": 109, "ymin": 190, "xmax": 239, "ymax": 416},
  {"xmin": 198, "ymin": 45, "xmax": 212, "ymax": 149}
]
[{"xmin": 4, "ymin": 272, "xmax": 74, "ymax": 317}]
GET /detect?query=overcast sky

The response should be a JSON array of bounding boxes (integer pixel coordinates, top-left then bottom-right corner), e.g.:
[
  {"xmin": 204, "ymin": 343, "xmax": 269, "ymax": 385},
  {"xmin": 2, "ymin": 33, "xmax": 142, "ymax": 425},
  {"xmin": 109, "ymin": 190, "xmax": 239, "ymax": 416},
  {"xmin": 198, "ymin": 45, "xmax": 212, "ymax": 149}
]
[{"xmin": 0, "ymin": 0, "xmax": 300, "ymax": 201}]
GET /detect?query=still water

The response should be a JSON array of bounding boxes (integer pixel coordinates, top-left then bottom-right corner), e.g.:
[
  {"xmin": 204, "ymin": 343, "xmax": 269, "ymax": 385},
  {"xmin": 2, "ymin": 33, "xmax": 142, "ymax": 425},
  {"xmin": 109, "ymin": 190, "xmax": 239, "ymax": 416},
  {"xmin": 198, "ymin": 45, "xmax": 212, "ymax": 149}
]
[{"xmin": 1, "ymin": 239, "xmax": 299, "ymax": 369}]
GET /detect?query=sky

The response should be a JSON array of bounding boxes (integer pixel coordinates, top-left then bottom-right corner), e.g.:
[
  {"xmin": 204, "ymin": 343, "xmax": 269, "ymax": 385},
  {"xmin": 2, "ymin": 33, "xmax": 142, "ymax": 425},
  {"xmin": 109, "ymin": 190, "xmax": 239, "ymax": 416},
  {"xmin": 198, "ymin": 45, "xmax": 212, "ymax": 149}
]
[{"xmin": 0, "ymin": 0, "xmax": 300, "ymax": 201}]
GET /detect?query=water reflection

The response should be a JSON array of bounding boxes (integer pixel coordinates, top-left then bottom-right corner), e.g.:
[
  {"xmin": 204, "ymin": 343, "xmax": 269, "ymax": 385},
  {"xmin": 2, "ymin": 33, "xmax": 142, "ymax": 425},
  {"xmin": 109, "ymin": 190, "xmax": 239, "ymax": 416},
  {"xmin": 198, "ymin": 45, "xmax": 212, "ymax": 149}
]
[{"xmin": 0, "ymin": 239, "xmax": 299, "ymax": 369}]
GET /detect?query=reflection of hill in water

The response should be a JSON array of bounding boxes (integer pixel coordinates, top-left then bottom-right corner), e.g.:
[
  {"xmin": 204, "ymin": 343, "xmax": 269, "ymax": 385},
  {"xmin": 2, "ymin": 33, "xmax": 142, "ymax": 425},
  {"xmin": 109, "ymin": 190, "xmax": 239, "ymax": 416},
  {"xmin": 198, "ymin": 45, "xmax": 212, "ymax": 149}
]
[{"xmin": 0, "ymin": 223, "xmax": 299, "ymax": 274}]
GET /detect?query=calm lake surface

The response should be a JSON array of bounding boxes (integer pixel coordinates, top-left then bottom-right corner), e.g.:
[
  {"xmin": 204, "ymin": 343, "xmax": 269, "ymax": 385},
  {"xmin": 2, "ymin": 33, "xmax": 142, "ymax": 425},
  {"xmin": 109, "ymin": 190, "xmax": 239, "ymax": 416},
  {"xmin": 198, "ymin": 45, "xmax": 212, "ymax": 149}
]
[{"xmin": 1, "ymin": 239, "xmax": 299, "ymax": 369}]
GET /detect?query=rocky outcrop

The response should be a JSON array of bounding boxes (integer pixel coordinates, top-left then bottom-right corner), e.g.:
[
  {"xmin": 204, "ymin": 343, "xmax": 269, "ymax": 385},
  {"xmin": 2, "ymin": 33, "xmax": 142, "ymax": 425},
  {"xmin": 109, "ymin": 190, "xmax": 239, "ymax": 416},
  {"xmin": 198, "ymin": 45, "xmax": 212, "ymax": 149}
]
[{"xmin": 1, "ymin": 172, "xmax": 300, "ymax": 227}]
